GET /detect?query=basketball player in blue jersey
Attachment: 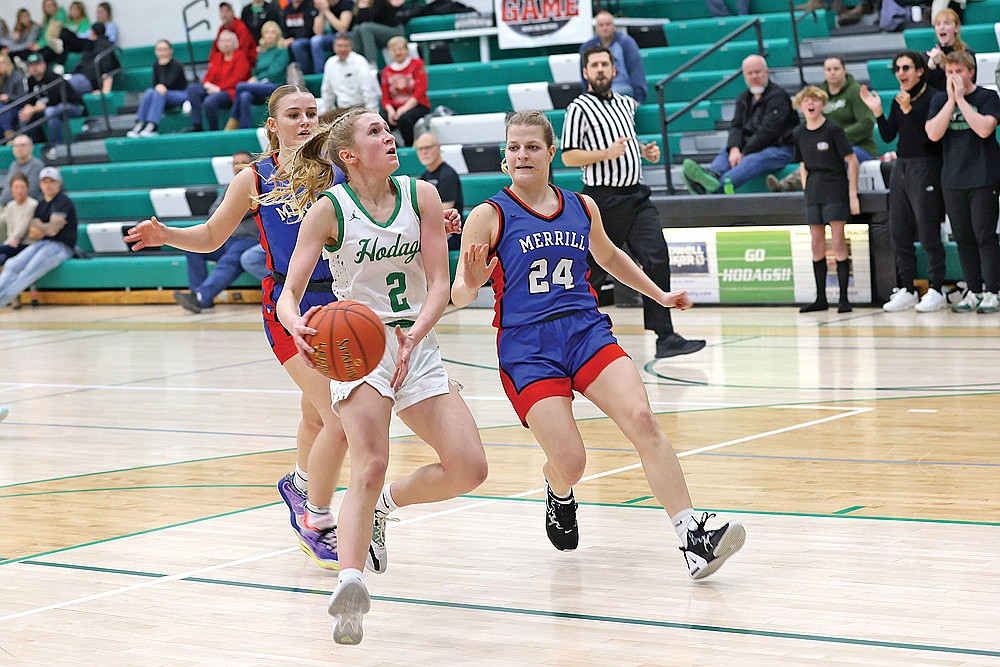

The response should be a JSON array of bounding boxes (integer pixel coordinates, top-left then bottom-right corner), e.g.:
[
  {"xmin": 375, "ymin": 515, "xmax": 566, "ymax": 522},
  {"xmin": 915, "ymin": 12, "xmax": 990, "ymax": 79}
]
[
  {"xmin": 268, "ymin": 106, "xmax": 487, "ymax": 645},
  {"xmin": 125, "ymin": 88, "xmax": 462, "ymax": 573},
  {"xmin": 452, "ymin": 111, "xmax": 746, "ymax": 581}
]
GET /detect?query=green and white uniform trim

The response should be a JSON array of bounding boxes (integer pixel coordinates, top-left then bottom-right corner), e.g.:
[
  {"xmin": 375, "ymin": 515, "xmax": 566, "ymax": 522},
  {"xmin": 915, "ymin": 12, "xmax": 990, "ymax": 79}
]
[{"xmin": 321, "ymin": 176, "xmax": 426, "ymax": 324}]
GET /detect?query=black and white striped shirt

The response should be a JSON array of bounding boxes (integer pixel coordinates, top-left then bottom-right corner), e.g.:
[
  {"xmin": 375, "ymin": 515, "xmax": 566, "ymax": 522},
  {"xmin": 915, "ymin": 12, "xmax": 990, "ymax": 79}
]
[{"xmin": 561, "ymin": 91, "xmax": 642, "ymax": 187}]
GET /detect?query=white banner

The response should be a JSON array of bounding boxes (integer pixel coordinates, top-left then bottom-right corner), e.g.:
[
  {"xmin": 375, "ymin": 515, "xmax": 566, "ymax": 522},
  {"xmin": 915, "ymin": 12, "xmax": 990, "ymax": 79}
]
[{"xmin": 495, "ymin": 0, "xmax": 593, "ymax": 50}]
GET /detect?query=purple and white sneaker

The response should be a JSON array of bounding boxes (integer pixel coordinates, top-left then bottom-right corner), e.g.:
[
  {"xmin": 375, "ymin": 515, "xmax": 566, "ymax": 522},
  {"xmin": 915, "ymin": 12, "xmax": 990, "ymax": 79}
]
[
  {"xmin": 300, "ymin": 518, "xmax": 340, "ymax": 571},
  {"xmin": 277, "ymin": 473, "xmax": 306, "ymax": 535}
]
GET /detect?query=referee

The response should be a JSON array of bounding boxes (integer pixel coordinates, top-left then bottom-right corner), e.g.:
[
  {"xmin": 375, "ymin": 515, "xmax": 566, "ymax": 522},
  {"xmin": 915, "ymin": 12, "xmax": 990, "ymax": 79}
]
[{"xmin": 561, "ymin": 45, "xmax": 705, "ymax": 358}]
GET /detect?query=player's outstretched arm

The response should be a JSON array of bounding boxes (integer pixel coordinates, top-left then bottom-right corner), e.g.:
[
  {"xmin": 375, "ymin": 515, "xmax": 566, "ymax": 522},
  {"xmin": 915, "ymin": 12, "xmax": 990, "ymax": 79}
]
[
  {"xmin": 124, "ymin": 168, "xmax": 257, "ymax": 252},
  {"xmin": 584, "ymin": 194, "xmax": 692, "ymax": 310}
]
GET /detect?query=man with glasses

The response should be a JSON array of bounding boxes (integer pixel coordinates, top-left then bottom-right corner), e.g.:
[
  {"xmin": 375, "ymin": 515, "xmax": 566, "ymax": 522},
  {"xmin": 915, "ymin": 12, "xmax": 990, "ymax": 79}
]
[
  {"xmin": 415, "ymin": 131, "xmax": 463, "ymax": 250},
  {"xmin": 1, "ymin": 136, "xmax": 44, "ymax": 206}
]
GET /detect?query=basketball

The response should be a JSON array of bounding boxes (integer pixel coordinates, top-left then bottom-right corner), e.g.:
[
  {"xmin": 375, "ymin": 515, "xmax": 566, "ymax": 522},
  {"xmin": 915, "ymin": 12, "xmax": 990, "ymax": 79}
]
[{"xmin": 303, "ymin": 301, "xmax": 386, "ymax": 381}]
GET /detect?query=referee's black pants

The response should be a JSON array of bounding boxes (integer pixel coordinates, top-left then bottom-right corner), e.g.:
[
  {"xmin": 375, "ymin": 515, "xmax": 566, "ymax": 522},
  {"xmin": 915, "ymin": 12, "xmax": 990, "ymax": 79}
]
[
  {"xmin": 583, "ymin": 183, "xmax": 675, "ymax": 336},
  {"xmin": 889, "ymin": 156, "xmax": 946, "ymax": 292}
]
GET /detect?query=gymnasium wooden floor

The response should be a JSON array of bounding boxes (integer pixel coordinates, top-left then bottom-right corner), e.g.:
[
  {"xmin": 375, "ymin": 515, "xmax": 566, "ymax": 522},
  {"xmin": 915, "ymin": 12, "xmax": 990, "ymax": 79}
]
[{"xmin": 1, "ymin": 300, "xmax": 998, "ymax": 665}]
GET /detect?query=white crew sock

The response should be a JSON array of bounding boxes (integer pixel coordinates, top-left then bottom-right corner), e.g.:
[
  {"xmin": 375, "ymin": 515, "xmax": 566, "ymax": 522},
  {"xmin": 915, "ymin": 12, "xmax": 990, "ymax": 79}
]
[{"xmin": 670, "ymin": 508, "xmax": 697, "ymax": 540}]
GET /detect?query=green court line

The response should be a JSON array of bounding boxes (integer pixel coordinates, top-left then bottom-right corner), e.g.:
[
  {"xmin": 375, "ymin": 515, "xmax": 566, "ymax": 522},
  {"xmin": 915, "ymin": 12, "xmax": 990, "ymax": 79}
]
[
  {"xmin": 643, "ymin": 360, "xmax": 1000, "ymax": 393},
  {"xmin": 0, "ymin": 501, "xmax": 283, "ymax": 567},
  {"xmin": 0, "ymin": 448, "xmax": 297, "ymax": 491},
  {"xmin": 6, "ymin": 493, "xmax": 996, "ymax": 571},
  {"xmin": 833, "ymin": 505, "xmax": 866, "ymax": 515},
  {"xmin": 623, "ymin": 495, "xmax": 654, "ymax": 504},
  {"xmin": 18, "ymin": 560, "xmax": 1000, "ymax": 659},
  {"xmin": 459, "ymin": 495, "xmax": 1000, "ymax": 527},
  {"xmin": 0, "ymin": 484, "xmax": 274, "ymax": 499},
  {"xmin": 5, "ymin": 386, "xmax": 998, "ymax": 492}
]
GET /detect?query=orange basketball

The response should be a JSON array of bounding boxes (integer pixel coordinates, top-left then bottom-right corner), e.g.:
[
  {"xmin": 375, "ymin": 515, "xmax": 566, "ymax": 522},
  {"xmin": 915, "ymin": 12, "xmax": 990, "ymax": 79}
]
[{"xmin": 303, "ymin": 301, "xmax": 386, "ymax": 381}]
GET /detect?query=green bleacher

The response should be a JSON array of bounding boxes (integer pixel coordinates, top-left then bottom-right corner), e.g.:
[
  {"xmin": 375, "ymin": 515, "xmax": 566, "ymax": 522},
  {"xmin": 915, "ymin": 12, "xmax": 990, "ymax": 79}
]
[{"xmin": 18, "ymin": 1, "xmax": 981, "ymax": 297}]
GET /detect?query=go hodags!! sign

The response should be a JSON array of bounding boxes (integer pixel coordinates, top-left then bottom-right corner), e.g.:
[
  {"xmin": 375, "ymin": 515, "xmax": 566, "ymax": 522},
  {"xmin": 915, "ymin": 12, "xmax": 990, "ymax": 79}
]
[{"xmin": 495, "ymin": 0, "xmax": 593, "ymax": 49}]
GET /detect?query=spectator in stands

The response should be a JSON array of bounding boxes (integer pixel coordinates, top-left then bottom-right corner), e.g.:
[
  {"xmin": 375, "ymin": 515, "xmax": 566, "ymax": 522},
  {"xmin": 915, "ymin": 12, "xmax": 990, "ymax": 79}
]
[
  {"xmin": 380, "ymin": 36, "xmax": 428, "ymax": 147},
  {"xmin": 212, "ymin": 2, "xmax": 258, "ymax": 68},
  {"xmin": 926, "ymin": 50, "xmax": 1000, "ymax": 314},
  {"xmin": 19, "ymin": 53, "xmax": 85, "ymax": 161},
  {"xmin": 577, "ymin": 10, "xmax": 647, "ymax": 104},
  {"xmin": 2, "ymin": 9, "xmax": 40, "ymax": 63},
  {"xmin": 241, "ymin": 0, "xmax": 282, "ymax": 42},
  {"xmin": 860, "ymin": 51, "xmax": 948, "ymax": 313},
  {"xmin": 794, "ymin": 1, "xmax": 871, "ymax": 26},
  {"xmin": 924, "ymin": 8, "xmax": 974, "ymax": 91},
  {"xmin": 349, "ymin": 0, "xmax": 405, "ymax": 69},
  {"xmin": 769, "ymin": 56, "xmax": 876, "ymax": 191},
  {"xmin": 562, "ymin": 45, "xmax": 705, "ymax": 358},
  {"xmin": 704, "ymin": 0, "xmax": 749, "ymax": 16},
  {"xmin": 34, "ymin": 0, "xmax": 67, "ymax": 63},
  {"xmin": 821, "ymin": 56, "xmax": 876, "ymax": 161},
  {"xmin": 309, "ymin": 0, "xmax": 353, "ymax": 76},
  {"xmin": 0, "ymin": 172, "xmax": 39, "ymax": 266},
  {"xmin": 283, "ymin": 0, "xmax": 320, "ymax": 74},
  {"xmin": 34, "ymin": 0, "xmax": 90, "ymax": 63},
  {"xmin": 67, "ymin": 23, "xmax": 119, "ymax": 96},
  {"xmin": 319, "ymin": 33, "xmax": 379, "ymax": 113},
  {"xmin": 127, "ymin": 39, "xmax": 189, "ymax": 138},
  {"xmin": 415, "ymin": 131, "xmax": 463, "ymax": 250},
  {"xmin": 64, "ymin": 1, "xmax": 89, "ymax": 38},
  {"xmin": 0, "ymin": 166, "xmax": 77, "ymax": 310},
  {"xmin": 185, "ymin": 30, "xmax": 252, "ymax": 132},
  {"xmin": 682, "ymin": 55, "xmax": 798, "ymax": 194},
  {"xmin": 791, "ymin": 86, "xmax": 860, "ymax": 314},
  {"xmin": 239, "ymin": 243, "xmax": 268, "ymax": 281},
  {"xmin": 95, "ymin": 2, "xmax": 118, "ymax": 44},
  {"xmin": 0, "ymin": 53, "xmax": 27, "ymax": 140},
  {"xmin": 1, "ymin": 136, "xmax": 44, "ymax": 205},
  {"xmin": 227, "ymin": 20, "xmax": 289, "ymax": 129},
  {"xmin": 173, "ymin": 151, "xmax": 261, "ymax": 313}
]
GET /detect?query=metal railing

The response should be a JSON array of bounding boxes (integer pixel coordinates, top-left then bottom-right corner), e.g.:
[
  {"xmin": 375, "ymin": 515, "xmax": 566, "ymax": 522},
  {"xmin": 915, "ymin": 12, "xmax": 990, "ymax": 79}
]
[
  {"xmin": 182, "ymin": 0, "xmax": 211, "ymax": 81},
  {"xmin": 91, "ymin": 45, "xmax": 125, "ymax": 135},
  {"xmin": 788, "ymin": 0, "xmax": 822, "ymax": 89},
  {"xmin": 0, "ymin": 76, "xmax": 78, "ymax": 162},
  {"xmin": 655, "ymin": 18, "xmax": 766, "ymax": 194}
]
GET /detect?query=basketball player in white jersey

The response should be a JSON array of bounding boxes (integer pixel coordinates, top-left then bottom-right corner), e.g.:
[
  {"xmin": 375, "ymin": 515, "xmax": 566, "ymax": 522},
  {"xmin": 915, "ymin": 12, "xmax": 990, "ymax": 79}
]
[{"xmin": 268, "ymin": 106, "xmax": 488, "ymax": 645}]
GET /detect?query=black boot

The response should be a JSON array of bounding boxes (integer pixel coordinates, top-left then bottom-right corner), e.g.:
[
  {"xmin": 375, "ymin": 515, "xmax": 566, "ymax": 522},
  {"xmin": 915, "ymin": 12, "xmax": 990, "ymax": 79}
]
[
  {"xmin": 799, "ymin": 259, "xmax": 829, "ymax": 312},
  {"xmin": 836, "ymin": 259, "xmax": 852, "ymax": 312}
]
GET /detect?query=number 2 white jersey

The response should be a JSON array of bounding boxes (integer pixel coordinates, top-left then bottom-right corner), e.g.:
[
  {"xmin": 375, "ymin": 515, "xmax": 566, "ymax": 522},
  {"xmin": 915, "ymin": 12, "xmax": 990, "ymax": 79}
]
[{"xmin": 320, "ymin": 175, "xmax": 427, "ymax": 324}]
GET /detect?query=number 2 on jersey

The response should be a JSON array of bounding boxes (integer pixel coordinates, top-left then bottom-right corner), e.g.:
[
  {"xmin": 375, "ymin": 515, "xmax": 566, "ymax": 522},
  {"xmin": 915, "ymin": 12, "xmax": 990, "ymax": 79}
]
[
  {"xmin": 527, "ymin": 258, "xmax": 574, "ymax": 293},
  {"xmin": 386, "ymin": 272, "xmax": 410, "ymax": 312}
]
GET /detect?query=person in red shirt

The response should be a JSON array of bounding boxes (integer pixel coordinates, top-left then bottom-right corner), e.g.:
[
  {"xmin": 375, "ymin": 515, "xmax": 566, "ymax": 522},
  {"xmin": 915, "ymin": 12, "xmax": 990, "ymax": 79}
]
[
  {"xmin": 211, "ymin": 2, "xmax": 257, "ymax": 67},
  {"xmin": 185, "ymin": 30, "xmax": 251, "ymax": 131},
  {"xmin": 380, "ymin": 36, "xmax": 429, "ymax": 147}
]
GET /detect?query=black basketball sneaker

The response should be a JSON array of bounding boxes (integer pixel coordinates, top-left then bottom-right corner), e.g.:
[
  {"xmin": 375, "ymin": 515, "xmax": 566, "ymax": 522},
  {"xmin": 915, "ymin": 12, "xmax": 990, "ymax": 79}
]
[
  {"xmin": 679, "ymin": 512, "xmax": 746, "ymax": 580},
  {"xmin": 545, "ymin": 483, "xmax": 579, "ymax": 551}
]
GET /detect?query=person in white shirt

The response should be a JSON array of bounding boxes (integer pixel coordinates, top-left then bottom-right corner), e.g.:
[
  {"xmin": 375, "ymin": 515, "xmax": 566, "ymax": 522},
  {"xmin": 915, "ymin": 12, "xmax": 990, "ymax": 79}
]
[{"xmin": 318, "ymin": 33, "xmax": 379, "ymax": 114}]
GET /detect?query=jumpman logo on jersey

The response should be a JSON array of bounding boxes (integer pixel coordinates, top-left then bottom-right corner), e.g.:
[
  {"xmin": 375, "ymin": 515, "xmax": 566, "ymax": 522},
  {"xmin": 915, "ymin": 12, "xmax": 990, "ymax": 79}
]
[{"xmin": 349, "ymin": 211, "xmax": 361, "ymax": 223}]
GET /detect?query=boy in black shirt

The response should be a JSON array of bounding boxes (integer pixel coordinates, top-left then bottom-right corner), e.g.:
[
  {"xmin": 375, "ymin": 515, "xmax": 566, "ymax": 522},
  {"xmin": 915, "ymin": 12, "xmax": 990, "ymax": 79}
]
[
  {"xmin": 925, "ymin": 50, "xmax": 1000, "ymax": 314},
  {"xmin": 793, "ymin": 86, "xmax": 860, "ymax": 314}
]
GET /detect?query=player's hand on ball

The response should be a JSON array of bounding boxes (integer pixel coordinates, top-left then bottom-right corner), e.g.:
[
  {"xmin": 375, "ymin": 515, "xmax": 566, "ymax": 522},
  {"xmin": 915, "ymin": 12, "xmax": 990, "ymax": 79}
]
[
  {"xmin": 292, "ymin": 305, "xmax": 323, "ymax": 365},
  {"xmin": 390, "ymin": 325, "xmax": 414, "ymax": 391},
  {"xmin": 443, "ymin": 208, "xmax": 462, "ymax": 235},
  {"xmin": 661, "ymin": 290, "xmax": 693, "ymax": 310},
  {"xmin": 124, "ymin": 216, "xmax": 168, "ymax": 251}
]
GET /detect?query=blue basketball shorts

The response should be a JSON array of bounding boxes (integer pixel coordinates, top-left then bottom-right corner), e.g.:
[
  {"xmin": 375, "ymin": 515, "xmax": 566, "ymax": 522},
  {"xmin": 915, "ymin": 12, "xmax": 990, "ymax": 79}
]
[{"xmin": 497, "ymin": 308, "xmax": 628, "ymax": 427}]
